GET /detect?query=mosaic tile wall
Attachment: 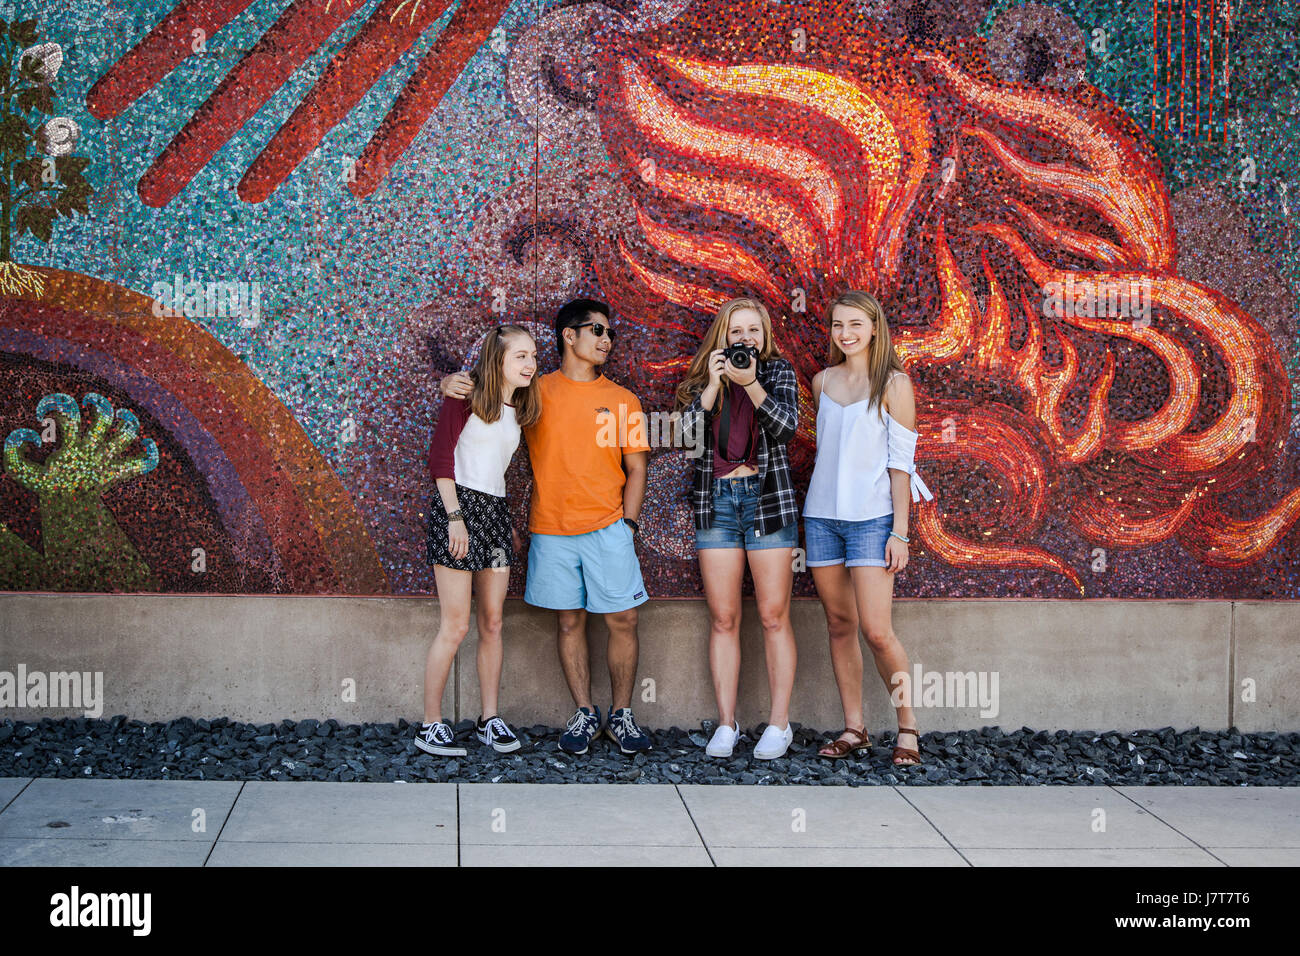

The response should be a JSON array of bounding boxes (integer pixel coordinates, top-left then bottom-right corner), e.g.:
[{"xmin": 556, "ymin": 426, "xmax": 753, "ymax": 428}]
[{"xmin": 0, "ymin": 0, "xmax": 1297, "ymax": 598}]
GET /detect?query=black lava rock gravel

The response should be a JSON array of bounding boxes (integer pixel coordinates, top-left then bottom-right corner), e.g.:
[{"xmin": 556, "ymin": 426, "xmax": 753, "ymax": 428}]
[{"xmin": 0, "ymin": 718, "xmax": 1296, "ymax": 786}]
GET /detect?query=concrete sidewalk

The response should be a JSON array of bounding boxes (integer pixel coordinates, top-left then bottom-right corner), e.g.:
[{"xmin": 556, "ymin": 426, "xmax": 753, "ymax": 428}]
[{"xmin": 0, "ymin": 778, "xmax": 1296, "ymax": 866}]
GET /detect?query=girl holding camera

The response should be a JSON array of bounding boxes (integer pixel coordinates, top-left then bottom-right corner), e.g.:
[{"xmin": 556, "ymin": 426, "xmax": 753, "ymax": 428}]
[
  {"xmin": 675, "ymin": 298, "xmax": 801, "ymax": 760},
  {"xmin": 419, "ymin": 325, "xmax": 541, "ymax": 757},
  {"xmin": 804, "ymin": 291, "xmax": 933, "ymax": 766}
]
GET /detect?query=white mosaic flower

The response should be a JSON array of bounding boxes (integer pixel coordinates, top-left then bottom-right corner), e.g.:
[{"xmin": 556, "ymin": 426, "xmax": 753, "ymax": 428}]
[
  {"xmin": 19, "ymin": 42, "xmax": 63, "ymax": 81},
  {"xmin": 36, "ymin": 117, "xmax": 80, "ymax": 157}
]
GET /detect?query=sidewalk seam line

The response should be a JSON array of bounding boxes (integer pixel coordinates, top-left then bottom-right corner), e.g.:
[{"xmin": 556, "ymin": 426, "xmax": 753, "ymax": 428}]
[
  {"xmin": 674, "ymin": 786, "xmax": 716, "ymax": 866},
  {"xmin": 203, "ymin": 780, "xmax": 245, "ymax": 867},
  {"xmin": 0, "ymin": 777, "xmax": 34, "ymax": 815},
  {"xmin": 1107, "ymin": 785, "xmax": 1230, "ymax": 865},
  {"xmin": 891, "ymin": 787, "xmax": 973, "ymax": 866}
]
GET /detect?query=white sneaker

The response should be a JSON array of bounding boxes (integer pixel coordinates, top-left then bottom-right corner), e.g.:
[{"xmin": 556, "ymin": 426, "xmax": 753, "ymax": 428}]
[
  {"xmin": 754, "ymin": 723, "xmax": 793, "ymax": 760},
  {"xmin": 705, "ymin": 722, "xmax": 741, "ymax": 757}
]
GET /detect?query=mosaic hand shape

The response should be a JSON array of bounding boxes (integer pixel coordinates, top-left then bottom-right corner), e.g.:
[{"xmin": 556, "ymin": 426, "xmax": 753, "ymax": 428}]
[{"xmin": 5, "ymin": 393, "xmax": 159, "ymax": 495}]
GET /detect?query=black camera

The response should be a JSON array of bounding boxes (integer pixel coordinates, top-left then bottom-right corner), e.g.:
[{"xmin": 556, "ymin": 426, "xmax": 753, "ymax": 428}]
[{"xmin": 722, "ymin": 343, "xmax": 760, "ymax": 370}]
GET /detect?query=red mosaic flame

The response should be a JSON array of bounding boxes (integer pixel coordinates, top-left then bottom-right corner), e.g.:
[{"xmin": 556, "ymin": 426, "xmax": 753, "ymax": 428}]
[{"xmin": 592, "ymin": 1, "xmax": 1300, "ymax": 590}]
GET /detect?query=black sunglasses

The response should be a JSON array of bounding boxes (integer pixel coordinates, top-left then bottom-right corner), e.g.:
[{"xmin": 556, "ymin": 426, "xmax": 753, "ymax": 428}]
[{"xmin": 573, "ymin": 321, "xmax": 616, "ymax": 340}]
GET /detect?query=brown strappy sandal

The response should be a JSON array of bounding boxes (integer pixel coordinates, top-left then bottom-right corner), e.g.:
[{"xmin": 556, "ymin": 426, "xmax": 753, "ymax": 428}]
[
  {"xmin": 817, "ymin": 727, "xmax": 871, "ymax": 759},
  {"xmin": 892, "ymin": 727, "xmax": 922, "ymax": 766}
]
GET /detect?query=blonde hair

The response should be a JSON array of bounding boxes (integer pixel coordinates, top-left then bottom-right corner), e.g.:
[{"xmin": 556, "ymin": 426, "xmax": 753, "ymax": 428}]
[
  {"xmin": 826, "ymin": 291, "xmax": 904, "ymax": 417},
  {"xmin": 468, "ymin": 325, "xmax": 541, "ymax": 428},
  {"xmin": 674, "ymin": 298, "xmax": 782, "ymax": 413}
]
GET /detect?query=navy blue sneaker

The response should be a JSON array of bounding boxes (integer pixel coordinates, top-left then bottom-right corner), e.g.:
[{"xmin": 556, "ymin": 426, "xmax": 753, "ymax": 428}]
[
  {"xmin": 605, "ymin": 707, "xmax": 652, "ymax": 754},
  {"xmin": 558, "ymin": 706, "xmax": 602, "ymax": 755}
]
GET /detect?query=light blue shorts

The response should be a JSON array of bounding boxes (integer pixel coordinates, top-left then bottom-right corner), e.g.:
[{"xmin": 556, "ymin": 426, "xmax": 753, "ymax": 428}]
[
  {"xmin": 804, "ymin": 513, "xmax": 894, "ymax": 568},
  {"xmin": 524, "ymin": 519, "xmax": 649, "ymax": 613}
]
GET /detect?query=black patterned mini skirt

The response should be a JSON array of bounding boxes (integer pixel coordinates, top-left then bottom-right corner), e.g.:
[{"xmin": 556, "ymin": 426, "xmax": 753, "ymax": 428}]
[{"xmin": 426, "ymin": 484, "xmax": 513, "ymax": 571}]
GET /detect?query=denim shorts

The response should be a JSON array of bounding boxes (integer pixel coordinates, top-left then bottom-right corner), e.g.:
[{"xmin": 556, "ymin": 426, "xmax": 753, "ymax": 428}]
[
  {"xmin": 804, "ymin": 513, "xmax": 894, "ymax": 568},
  {"xmin": 695, "ymin": 474, "xmax": 798, "ymax": 551}
]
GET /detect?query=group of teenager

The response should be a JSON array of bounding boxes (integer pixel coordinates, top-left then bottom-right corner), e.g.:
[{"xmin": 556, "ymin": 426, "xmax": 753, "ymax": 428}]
[{"xmin": 417, "ymin": 293, "xmax": 934, "ymax": 766}]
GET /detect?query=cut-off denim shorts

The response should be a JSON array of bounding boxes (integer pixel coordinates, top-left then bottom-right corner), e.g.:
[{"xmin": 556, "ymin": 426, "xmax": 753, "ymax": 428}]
[
  {"xmin": 695, "ymin": 473, "xmax": 798, "ymax": 551},
  {"xmin": 804, "ymin": 513, "xmax": 894, "ymax": 568}
]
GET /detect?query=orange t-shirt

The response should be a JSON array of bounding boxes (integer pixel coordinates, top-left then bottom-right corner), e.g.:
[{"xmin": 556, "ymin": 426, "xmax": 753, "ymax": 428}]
[{"xmin": 524, "ymin": 370, "xmax": 651, "ymax": 535}]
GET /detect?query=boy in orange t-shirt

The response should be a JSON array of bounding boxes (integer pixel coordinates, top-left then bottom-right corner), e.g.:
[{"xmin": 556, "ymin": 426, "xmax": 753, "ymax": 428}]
[
  {"xmin": 525, "ymin": 368, "xmax": 650, "ymax": 536},
  {"xmin": 439, "ymin": 299, "xmax": 653, "ymax": 756}
]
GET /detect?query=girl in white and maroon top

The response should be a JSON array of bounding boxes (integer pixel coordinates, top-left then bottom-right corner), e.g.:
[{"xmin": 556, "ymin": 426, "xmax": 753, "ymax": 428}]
[{"xmin": 417, "ymin": 325, "xmax": 540, "ymax": 758}]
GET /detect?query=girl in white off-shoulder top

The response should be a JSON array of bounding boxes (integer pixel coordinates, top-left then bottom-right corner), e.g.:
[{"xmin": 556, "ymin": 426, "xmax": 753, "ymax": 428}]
[{"xmin": 803, "ymin": 291, "xmax": 934, "ymax": 768}]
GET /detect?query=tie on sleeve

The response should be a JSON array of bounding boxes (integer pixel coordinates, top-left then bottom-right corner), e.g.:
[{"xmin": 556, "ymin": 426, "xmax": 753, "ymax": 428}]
[{"xmin": 886, "ymin": 415, "xmax": 935, "ymax": 503}]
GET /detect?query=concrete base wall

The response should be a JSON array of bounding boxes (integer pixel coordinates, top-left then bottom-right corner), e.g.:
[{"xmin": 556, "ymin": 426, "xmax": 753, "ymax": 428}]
[{"xmin": 1, "ymin": 595, "xmax": 1296, "ymax": 730}]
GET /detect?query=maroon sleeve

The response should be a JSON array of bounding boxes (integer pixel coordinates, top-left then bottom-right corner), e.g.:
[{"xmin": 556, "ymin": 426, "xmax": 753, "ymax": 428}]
[{"xmin": 428, "ymin": 396, "xmax": 472, "ymax": 482}]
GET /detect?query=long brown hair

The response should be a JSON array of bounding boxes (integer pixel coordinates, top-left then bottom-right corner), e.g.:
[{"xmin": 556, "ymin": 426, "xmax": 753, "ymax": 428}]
[
  {"xmin": 826, "ymin": 291, "xmax": 904, "ymax": 417},
  {"xmin": 469, "ymin": 324, "xmax": 541, "ymax": 428},
  {"xmin": 674, "ymin": 298, "xmax": 782, "ymax": 413}
]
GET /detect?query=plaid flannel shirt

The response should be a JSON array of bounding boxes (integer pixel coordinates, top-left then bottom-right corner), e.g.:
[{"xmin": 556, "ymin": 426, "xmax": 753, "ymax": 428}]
[{"xmin": 680, "ymin": 357, "xmax": 800, "ymax": 536}]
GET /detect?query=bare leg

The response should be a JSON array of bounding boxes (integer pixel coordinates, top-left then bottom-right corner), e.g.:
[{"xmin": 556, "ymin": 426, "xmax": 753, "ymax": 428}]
[
  {"xmin": 472, "ymin": 566, "xmax": 510, "ymax": 718},
  {"xmin": 747, "ymin": 547, "xmax": 797, "ymax": 728},
  {"xmin": 604, "ymin": 607, "xmax": 639, "ymax": 711},
  {"xmin": 556, "ymin": 608, "xmax": 591, "ymax": 711},
  {"xmin": 424, "ymin": 565, "xmax": 473, "ymax": 723},
  {"xmin": 850, "ymin": 566, "xmax": 919, "ymax": 764},
  {"xmin": 811, "ymin": 563, "xmax": 866, "ymax": 734},
  {"xmin": 698, "ymin": 547, "xmax": 746, "ymax": 726}
]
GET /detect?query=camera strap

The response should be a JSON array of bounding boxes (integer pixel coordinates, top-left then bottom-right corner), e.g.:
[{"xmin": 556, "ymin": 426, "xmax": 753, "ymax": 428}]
[{"xmin": 716, "ymin": 385, "xmax": 756, "ymax": 464}]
